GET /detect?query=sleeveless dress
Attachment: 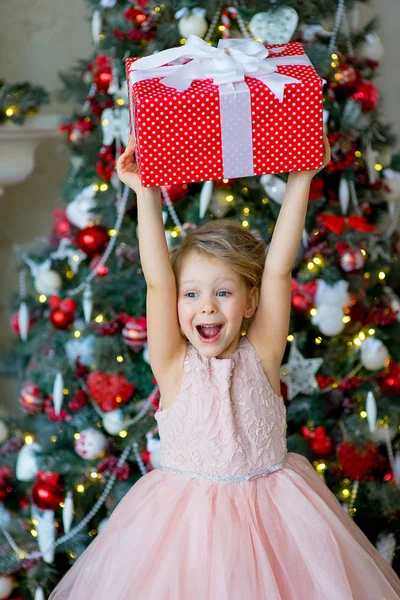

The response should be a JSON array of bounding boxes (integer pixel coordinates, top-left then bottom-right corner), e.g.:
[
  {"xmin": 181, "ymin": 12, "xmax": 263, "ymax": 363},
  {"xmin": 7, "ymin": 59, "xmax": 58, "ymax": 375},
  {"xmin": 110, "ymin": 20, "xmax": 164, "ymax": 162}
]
[{"xmin": 50, "ymin": 335, "xmax": 400, "ymax": 599}]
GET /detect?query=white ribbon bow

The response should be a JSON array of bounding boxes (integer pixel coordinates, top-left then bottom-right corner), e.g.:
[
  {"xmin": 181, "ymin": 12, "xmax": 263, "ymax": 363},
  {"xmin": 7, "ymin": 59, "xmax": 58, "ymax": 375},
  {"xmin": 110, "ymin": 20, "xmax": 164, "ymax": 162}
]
[{"xmin": 130, "ymin": 34, "xmax": 311, "ymax": 101}]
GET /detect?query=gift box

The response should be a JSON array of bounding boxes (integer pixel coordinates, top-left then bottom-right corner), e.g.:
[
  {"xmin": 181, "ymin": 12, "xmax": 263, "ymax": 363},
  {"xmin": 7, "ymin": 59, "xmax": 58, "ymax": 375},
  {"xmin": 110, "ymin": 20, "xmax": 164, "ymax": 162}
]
[{"xmin": 125, "ymin": 35, "xmax": 325, "ymax": 187}]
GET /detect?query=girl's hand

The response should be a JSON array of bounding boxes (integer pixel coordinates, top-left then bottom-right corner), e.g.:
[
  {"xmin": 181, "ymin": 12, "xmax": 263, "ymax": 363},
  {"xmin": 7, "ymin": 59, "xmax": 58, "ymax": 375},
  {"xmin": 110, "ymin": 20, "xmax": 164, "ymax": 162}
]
[
  {"xmin": 116, "ymin": 134, "xmax": 155, "ymax": 195},
  {"xmin": 290, "ymin": 133, "xmax": 331, "ymax": 180}
]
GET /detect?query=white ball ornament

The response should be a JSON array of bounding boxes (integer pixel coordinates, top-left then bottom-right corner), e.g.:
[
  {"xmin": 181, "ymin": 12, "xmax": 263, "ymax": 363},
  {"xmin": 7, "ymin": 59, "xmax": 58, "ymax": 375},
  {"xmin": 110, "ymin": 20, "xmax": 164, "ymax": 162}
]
[
  {"xmin": 311, "ymin": 305, "xmax": 345, "ymax": 336},
  {"xmin": 360, "ymin": 337, "xmax": 389, "ymax": 371},
  {"xmin": 34, "ymin": 270, "xmax": 62, "ymax": 296},
  {"xmin": 102, "ymin": 409, "xmax": 125, "ymax": 435},
  {"xmin": 74, "ymin": 428, "xmax": 108, "ymax": 459},
  {"xmin": 178, "ymin": 12, "xmax": 208, "ymax": 38},
  {"xmin": 0, "ymin": 576, "xmax": 13, "ymax": 599},
  {"xmin": 0, "ymin": 420, "xmax": 8, "ymax": 444}
]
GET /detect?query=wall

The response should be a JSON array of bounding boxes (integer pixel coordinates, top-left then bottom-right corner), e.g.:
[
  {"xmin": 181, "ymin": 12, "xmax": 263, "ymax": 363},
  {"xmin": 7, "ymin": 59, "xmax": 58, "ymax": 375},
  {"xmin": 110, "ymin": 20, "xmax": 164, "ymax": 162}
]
[{"xmin": 0, "ymin": 0, "xmax": 399, "ymax": 414}]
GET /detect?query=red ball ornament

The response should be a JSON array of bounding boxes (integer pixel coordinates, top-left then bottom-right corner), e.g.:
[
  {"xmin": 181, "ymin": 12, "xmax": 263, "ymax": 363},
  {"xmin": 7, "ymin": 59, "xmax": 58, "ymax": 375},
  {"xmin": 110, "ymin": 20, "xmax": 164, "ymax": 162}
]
[
  {"xmin": 333, "ymin": 64, "xmax": 357, "ymax": 87},
  {"xmin": 352, "ymin": 80, "xmax": 379, "ymax": 111},
  {"xmin": 19, "ymin": 382, "xmax": 45, "ymax": 414},
  {"xmin": 87, "ymin": 372, "xmax": 135, "ymax": 412},
  {"xmin": 161, "ymin": 183, "xmax": 189, "ymax": 205},
  {"xmin": 77, "ymin": 225, "xmax": 109, "ymax": 258},
  {"xmin": 122, "ymin": 318, "xmax": 147, "ymax": 350},
  {"xmin": 339, "ymin": 248, "xmax": 364, "ymax": 272},
  {"xmin": 89, "ymin": 55, "xmax": 113, "ymax": 93},
  {"xmin": 31, "ymin": 471, "xmax": 64, "ymax": 511},
  {"xmin": 336, "ymin": 242, "xmax": 365, "ymax": 273},
  {"xmin": 50, "ymin": 307, "xmax": 75, "ymax": 330},
  {"xmin": 89, "ymin": 255, "xmax": 109, "ymax": 276},
  {"xmin": 379, "ymin": 362, "xmax": 400, "ymax": 396}
]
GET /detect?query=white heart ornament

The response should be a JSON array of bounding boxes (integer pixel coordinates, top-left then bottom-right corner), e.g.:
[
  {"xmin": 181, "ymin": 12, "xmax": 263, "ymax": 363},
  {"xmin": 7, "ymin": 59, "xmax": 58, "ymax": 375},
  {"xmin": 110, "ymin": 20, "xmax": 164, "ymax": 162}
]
[{"xmin": 249, "ymin": 7, "xmax": 298, "ymax": 44}]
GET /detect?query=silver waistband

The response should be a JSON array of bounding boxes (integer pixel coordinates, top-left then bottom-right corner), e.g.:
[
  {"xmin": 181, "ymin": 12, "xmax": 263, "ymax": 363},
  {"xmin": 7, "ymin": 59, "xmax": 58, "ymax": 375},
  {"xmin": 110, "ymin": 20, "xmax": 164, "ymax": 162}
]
[{"xmin": 159, "ymin": 453, "xmax": 288, "ymax": 482}]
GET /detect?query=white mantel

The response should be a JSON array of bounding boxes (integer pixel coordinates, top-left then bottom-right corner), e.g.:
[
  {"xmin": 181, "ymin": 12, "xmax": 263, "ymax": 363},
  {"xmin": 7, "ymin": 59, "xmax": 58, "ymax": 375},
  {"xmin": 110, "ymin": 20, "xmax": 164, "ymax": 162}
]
[{"xmin": 0, "ymin": 114, "xmax": 62, "ymax": 196}]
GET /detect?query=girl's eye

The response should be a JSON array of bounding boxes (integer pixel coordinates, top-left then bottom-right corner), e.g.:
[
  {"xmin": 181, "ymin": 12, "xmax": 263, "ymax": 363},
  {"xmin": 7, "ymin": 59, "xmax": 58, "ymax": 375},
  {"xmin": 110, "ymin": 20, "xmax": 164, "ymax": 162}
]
[{"xmin": 184, "ymin": 291, "xmax": 230, "ymax": 298}]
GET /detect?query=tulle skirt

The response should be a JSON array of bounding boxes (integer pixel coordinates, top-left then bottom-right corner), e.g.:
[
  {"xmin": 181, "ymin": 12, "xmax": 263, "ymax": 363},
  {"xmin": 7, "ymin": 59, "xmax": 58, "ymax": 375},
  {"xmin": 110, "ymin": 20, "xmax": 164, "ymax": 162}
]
[{"xmin": 49, "ymin": 452, "xmax": 400, "ymax": 599}]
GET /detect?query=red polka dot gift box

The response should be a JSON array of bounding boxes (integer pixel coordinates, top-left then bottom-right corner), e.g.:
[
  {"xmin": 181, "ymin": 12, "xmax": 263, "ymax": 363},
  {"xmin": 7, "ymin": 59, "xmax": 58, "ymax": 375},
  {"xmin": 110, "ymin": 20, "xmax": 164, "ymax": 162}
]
[{"xmin": 125, "ymin": 35, "xmax": 325, "ymax": 188}]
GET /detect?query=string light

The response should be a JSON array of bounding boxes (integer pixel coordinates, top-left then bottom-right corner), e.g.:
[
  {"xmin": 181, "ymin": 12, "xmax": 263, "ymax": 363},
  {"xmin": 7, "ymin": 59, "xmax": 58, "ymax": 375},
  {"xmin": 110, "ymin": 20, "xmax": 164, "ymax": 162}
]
[
  {"xmin": 116, "ymin": 355, "xmax": 124, "ymax": 362},
  {"xmin": 226, "ymin": 194, "xmax": 234, "ymax": 202},
  {"xmin": 38, "ymin": 295, "xmax": 47, "ymax": 303},
  {"xmin": 341, "ymin": 488, "xmax": 350, "ymax": 498},
  {"xmin": 99, "ymin": 183, "xmax": 108, "ymax": 192},
  {"xmin": 360, "ymin": 411, "xmax": 367, "ymax": 418},
  {"xmin": 76, "ymin": 484, "xmax": 85, "ymax": 493},
  {"xmin": 342, "ymin": 315, "xmax": 351, "ymax": 323},
  {"xmin": 5, "ymin": 106, "xmax": 17, "ymax": 117},
  {"xmin": 74, "ymin": 330, "xmax": 81, "ymax": 338},
  {"xmin": 287, "ymin": 334, "xmax": 294, "ymax": 342},
  {"xmin": 24, "ymin": 434, "xmax": 34, "ymax": 445},
  {"xmin": 119, "ymin": 430, "xmax": 128, "ymax": 438},
  {"xmin": 378, "ymin": 271, "xmax": 386, "ymax": 280},
  {"xmin": 241, "ymin": 220, "xmax": 250, "ymax": 228},
  {"xmin": 95, "ymin": 314, "xmax": 104, "ymax": 323},
  {"xmin": 310, "ymin": 308, "xmax": 317, "ymax": 316},
  {"xmin": 108, "ymin": 229, "xmax": 117, "ymax": 236}
]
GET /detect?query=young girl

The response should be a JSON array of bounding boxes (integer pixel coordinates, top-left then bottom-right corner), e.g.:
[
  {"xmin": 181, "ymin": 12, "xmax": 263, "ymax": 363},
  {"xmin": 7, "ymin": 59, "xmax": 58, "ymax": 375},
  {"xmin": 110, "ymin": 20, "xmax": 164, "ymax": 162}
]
[{"xmin": 50, "ymin": 134, "xmax": 400, "ymax": 599}]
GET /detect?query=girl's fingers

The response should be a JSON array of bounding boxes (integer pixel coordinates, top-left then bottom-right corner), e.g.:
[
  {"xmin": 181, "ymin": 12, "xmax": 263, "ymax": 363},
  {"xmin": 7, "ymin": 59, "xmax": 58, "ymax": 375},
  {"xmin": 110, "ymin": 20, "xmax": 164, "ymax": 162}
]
[{"xmin": 126, "ymin": 133, "xmax": 136, "ymax": 150}]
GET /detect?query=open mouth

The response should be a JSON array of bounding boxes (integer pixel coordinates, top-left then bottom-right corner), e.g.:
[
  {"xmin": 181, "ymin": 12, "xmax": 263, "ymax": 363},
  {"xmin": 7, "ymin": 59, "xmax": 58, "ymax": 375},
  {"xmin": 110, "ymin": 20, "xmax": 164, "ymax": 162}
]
[{"xmin": 196, "ymin": 323, "xmax": 224, "ymax": 343}]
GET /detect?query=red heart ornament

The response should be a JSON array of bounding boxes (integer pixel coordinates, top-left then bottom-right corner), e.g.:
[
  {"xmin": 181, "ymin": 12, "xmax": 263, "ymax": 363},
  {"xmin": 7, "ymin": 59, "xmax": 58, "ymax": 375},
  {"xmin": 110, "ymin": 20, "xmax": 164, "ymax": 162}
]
[{"xmin": 87, "ymin": 372, "xmax": 135, "ymax": 412}]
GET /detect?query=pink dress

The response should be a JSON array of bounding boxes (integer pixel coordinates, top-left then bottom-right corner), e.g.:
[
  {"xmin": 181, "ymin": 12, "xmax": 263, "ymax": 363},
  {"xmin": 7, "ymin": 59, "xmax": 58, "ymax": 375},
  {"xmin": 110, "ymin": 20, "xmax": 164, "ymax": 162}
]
[{"xmin": 50, "ymin": 335, "xmax": 400, "ymax": 599}]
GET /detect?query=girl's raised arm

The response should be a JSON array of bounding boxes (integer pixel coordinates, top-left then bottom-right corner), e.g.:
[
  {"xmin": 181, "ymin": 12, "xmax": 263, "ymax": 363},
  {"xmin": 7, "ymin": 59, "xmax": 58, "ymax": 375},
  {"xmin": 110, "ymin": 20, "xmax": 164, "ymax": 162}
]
[
  {"xmin": 116, "ymin": 135, "xmax": 186, "ymax": 379},
  {"xmin": 247, "ymin": 135, "xmax": 331, "ymax": 373}
]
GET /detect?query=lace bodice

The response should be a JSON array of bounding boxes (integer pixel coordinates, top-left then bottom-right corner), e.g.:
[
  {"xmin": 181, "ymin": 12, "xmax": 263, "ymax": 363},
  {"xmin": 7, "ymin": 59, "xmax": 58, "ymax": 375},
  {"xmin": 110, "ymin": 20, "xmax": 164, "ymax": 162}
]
[{"xmin": 154, "ymin": 335, "xmax": 287, "ymax": 480}]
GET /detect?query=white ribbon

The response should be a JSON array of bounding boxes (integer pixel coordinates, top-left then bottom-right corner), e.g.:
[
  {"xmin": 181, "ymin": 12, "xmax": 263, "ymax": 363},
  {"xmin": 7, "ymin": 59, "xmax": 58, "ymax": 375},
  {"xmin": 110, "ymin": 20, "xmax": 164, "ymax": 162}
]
[{"xmin": 129, "ymin": 35, "xmax": 314, "ymax": 100}]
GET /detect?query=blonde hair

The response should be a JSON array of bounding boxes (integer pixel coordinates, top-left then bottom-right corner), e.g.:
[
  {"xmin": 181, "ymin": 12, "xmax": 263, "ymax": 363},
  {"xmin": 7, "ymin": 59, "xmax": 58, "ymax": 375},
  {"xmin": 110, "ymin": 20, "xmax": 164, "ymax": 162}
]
[{"xmin": 170, "ymin": 219, "xmax": 267, "ymax": 294}]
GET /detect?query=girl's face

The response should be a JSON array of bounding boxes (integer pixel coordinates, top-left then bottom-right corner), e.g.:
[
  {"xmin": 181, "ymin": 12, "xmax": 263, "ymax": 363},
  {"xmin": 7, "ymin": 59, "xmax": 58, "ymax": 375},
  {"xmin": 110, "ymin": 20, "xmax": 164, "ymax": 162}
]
[{"xmin": 177, "ymin": 252, "xmax": 257, "ymax": 358}]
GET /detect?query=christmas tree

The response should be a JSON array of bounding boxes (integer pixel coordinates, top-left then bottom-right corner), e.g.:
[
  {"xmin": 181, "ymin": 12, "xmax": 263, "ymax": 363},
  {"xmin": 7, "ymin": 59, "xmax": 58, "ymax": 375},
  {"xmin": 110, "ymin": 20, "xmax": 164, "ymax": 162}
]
[{"xmin": 1, "ymin": 0, "xmax": 400, "ymax": 597}]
